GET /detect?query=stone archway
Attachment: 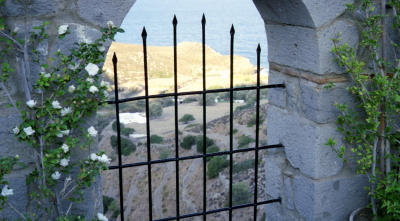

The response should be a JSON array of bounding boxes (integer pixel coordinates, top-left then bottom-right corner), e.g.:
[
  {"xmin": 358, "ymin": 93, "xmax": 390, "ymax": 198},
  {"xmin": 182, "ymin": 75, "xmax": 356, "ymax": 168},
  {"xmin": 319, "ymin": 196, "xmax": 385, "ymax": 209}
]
[{"xmin": 0, "ymin": 0, "xmax": 368, "ymax": 220}]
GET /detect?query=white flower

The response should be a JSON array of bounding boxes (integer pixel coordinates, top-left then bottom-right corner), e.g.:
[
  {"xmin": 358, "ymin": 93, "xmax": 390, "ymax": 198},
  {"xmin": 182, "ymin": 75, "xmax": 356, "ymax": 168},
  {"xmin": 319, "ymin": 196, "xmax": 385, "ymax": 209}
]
[
  {"xmin": 1, "ymin": 185, "xmax": 14, "ymax": 196},
  {"xmin": 98, "ymin": 154, "xmax": 111, "ymax": 164},
  {"xmin": 100, "ymin": 80, "xmax": 110, "ymax": 88},
  {"xmin": 41, "ymin": 72, "xmax": 51, "ymax": 78},
  {"xmin": 56, "ymin": 130, "xmax": 70, "ymax": 138},
  {"xmin": 66, "ymin": 176, "xmax": 72, "ymax": 182},
  {"xmin": 12, "ymin": 127, "xmax": 20, "ymax": 134},
  {"xmin": 68, "ymin": 85, "xmax": 76, "ymax": 93},
  {"xmin": 52, "ymin": 100, "xmax": 62, "ymax": 109},
  {"xmin": 60, "ymin": 158, "xmax": 69, "ymax": 167},
  {"xmin": 103, "ymin": 91, "xmax": 109, "ymax": 98},
  {"xmin": 51, "ymin": 171, "xmax": 61, "ymax": 180},
  {"xmin": 86, "ymin": 78, "xmax": 94, "ymax": 83},
  {"xmin": 87, "ymin": 126, "xmax": 97, "ymax": 137},
  {"xmin": 90, "ymin": 153, "xmax": 98, "ymax": 161},
  {"xmin": 85, "ymin": 63, "xmax": 99, "ymax": 76},
  {"xmin": 15, "ymin": 155, "xmax": 19, "ymax": 159},
  {"xmin": 61, "ymin": 144, "xmax": 69, "ymax": 153},
  {"xmin": 97, "ymin": 213, "xmax": 108, "ymax": 221},
  {"xmin": 107, "ymin": 20, "xmax": 115, "ymax": 28},
  {"xmin": 23, "ymin": 126, "xmax": 35, "ymax": 136},
  {"xmin": 98, "ymin": 45, "xmax": 106, "ymax": 52},
  {"xmin": 58, "ymin": 24, "xmax": 69, "ymax": 35},
  {"xmin": 61, "ymin": 107, "xmax": 72, "ymax": 116},
  {"xmin": 26, "ymin": 100, "xmax": 36, "ymax": 108},
  {"xmin": 13, "ymin": 27, "xmax": 19, "ymax": 33},
  {"xmin": 89, "ymin": 85, "xmax": 99, "ymax": 94}
]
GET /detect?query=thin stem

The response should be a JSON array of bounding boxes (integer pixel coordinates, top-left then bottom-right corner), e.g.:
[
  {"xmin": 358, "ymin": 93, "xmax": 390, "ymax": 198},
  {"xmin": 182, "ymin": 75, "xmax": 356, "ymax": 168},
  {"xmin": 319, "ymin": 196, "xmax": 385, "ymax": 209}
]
[
  {"xmin": 6, "ymin": 202, "xmax": 27, "ymax": 221},
  {"xmin": 385, "ymin": 139, "xmax": 391, "ymax": 175},
  {"xmin": 40, "ymin": 137, "xmax": 46, "ymax": 186},
  {"xmin": 371, "ymin": 138, "xmax": 378, "ymax": 216},
  {"xmin": 0, "ymin": 30, "xmax": 23, "ymax": 49},
  {"xmin": 0, "ymin": 82, "xmax": 21, "ymax": 115}
]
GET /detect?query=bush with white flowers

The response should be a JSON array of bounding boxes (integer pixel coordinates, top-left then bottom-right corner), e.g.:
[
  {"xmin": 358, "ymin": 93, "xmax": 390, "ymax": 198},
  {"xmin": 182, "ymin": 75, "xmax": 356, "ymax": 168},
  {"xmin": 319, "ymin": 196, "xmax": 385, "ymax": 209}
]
[{"xmin": 0, "ymin": 1, "xmax": 122, "ymax": 219}]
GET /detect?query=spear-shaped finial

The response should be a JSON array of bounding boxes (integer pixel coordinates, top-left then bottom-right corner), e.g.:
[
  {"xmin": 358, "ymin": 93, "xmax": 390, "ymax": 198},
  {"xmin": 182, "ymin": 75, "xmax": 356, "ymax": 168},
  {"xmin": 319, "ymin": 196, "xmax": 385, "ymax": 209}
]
[
  {"xmin": 230, "ymin": 24, "xmax": 235, "ymax": 36},
  {"xmin": 172, "ymin": 15, "xmax": 178, "ymax": 26},
  {"xmin": 112, "ymin": 52, "xmax": 118, "ymax": 63},
  {"xmin": 201, "ymin": 13, "xmax": 206, "ymax": 25},
  {"xmin": 141, "ymin": 27, "xmax": 147, "ymax": 39}
]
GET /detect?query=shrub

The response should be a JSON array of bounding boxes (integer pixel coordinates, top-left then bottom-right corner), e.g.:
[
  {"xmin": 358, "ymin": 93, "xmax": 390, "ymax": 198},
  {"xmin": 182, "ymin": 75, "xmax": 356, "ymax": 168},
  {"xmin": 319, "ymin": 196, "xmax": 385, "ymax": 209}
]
[
  {"xmin": 112, "ymin": 121, "xmax": 135, "ymax": 136},
  {"xmin": 234, "ymin": 103, "xmax": 252, "ymax": 113},
  {"xmin": 197, "ymin": 94, "xmax": 216, "ymax": 106},
  {"xmin": 196, "ymin": 136, "xmax": 215, "ymax": 153},
  {"xmin": 181, "ymin": 135, "xmax": 196, "ymax": 150},
  {"xmin": 150, "ymin": 134, "xmax": 163, "ymax": 144},
  {"xmin": 159, "ymin": 149, "xmax": 171, "ymax": 160},
  {"xmin": 182, "ymin": 96, "xmax": 198, "ymax": 104},
  {"xmin": 149, "ymin": 102, "xmax": 163, "ymax": 118},
  {"xmin": 179, "ymin": 114, "xmax": 195, "ymax": 124},
  {"xmin": 207, "ymin": 156, "xmax": 229, "ymax": 179},
  {"xmin": 206, "ymin": 145, "xmax": 220, "ymax": 162},
  {"xmin": 110, "ymin": 135, "xmax": 137, "ymax": 156},
  {"xmin": 247, "ymin": 113, "xmax": 265, "ymax": 127},
  {"xmin": 103, "ymin": 195, "xmax": 120, "ymax": 219},
  {"xmin": 233, "ymin": 159, "xmax": 255, "ymax": 173},
  {"xmin": 226, "ymin": 182, "xmax": 252, "ymax": 206},
  {"xmin": 238, "ymin": 135, "xmax": 254, "ymax": 149}
]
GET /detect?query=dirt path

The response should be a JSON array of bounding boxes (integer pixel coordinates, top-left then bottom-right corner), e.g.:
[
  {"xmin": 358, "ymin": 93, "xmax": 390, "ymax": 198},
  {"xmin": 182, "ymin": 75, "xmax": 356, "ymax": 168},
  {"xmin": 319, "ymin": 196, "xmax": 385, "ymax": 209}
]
[{"xmin": 153, "ymin": 163, "xmax": 174, "ymax": 218}]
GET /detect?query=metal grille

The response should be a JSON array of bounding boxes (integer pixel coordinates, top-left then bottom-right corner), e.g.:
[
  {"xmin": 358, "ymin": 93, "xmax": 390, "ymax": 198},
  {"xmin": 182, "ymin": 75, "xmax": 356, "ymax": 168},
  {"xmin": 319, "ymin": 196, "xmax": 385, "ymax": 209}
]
[{"xmin": 106, "ymin": 14, "xmax": 285, "ymax": 221}]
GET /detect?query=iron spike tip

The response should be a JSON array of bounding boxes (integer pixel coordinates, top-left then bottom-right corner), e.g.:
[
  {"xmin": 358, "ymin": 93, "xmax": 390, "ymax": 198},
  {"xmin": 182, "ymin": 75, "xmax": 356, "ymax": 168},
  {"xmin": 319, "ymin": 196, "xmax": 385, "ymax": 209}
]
[
  {"xmin": 257, "ymin": 44, "xmax": 261, "ymax": 52},
  {"xmin": 112, "ymin": 52, "xmax": 117, "ymax": 63},
  {"xmin": 230, "ymin": 25, "xmax": 235, "ymax": 35},
  {"xmin": 201, "ymin": 14, "xmax": 206, "ymax": 25},
  {"xmin": 141, "ymin": 27, "xmax": 147, "ymax": 38},
  {"xmin": 172, "ymin": 15, "xmax": 178, "ymax": 25}
]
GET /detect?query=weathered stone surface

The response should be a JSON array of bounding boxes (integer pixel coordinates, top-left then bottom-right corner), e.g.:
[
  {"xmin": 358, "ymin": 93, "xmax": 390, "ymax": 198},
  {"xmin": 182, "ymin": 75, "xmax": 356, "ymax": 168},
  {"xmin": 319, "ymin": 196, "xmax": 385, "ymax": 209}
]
[
  {"xmin": 253, "ymin": 0, "xmax": 353, "ymax": 28},
  {"xmin": 265, "ymin": 202, "xmax": 304, "ymax": 221},
  {"xmin": 300, "ymin": 81, "xmax": 353, "ymax": 124},
  {"xmin": 267, "ymin": 70, "xmax": 300, "ymax": 112},
  {"xmin": 264, "ymin": 151, "xmax": 287, "ymax": 198},
  {"xmin": 317, "ymin": 19, "xmax": 359, "ymax": 75},
  {"xmin": 253, "ymin": 0, "xmax": 314, "ymax": 27},
  {"xmin": 266, "ymin": 24, "xmax": 320, "ymax": 74},
  {"xmin": 284, "ymin": 176, "xmax": 295, "ymax": 210},
  {"xmin": 293, "ymin": 172, "xmax": 368, "ymax": 221},
  {"xmin": 76, "ymin": 0, "xmax": 137, "ymax": 27},
  {"xmin": 267, "ymin": 105, "xmax": 344, "ymax": 179},
  {"xmin": 2, "ymin": 0, "xmax": 63, "ymax": 17}
]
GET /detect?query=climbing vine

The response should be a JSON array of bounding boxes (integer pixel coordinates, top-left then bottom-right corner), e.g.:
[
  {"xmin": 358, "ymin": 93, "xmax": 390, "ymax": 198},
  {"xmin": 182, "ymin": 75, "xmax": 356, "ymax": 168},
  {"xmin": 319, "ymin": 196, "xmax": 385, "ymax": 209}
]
[
  {"xmin": 327, "ymin": 0, "xmax": 400, "ymax": 219},
  {"xmin": 0, "ymin": 1, "xmax": 123, "ymax": 220}
]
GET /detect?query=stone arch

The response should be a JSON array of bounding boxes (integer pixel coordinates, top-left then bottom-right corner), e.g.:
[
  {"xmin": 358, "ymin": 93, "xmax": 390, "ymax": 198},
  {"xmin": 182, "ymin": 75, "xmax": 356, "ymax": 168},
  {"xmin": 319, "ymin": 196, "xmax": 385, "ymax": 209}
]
[{"xmin": 0, "ymin": 0, "xmax": 368, "ymax": 220}]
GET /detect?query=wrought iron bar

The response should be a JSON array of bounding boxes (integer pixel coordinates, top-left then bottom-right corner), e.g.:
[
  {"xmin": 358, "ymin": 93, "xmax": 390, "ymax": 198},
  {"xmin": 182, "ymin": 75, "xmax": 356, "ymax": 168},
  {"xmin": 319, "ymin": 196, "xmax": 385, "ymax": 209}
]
[
  {"xmin": 142, "ymin": 27, "xmax": 154, "ymax": 221},
  {"xmin": 108, "ymin": 144, "xmax": 284, "ymax": 170},
  {"xmin": 229, "ymin": 24, "xmax": 235, "ymax": 221},
  {"xmin": 112, "ymin": 53, "xmax": 125, "ymax": 221},
  {"xmin": 172, "ymin": 14, "xmax": 180, "ymax": 221},
  {"xmin": 106, "ymin": 84, "xmax": 285, "ymax": 105},
  {"xmin": 201, "ymin": 13, "xmax": 207, "ymax": 221},
  {"xmin": 254, "ymin": 44, "xmax": 261, "ymax": 220}
]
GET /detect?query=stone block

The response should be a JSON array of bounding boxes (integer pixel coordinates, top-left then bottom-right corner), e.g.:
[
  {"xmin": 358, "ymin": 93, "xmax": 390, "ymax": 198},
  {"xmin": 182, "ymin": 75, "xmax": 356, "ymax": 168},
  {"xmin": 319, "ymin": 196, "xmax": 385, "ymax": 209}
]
[
  {"xmin": 253, "ymin": 0, "xmax": 353, "ymax": 28},
  {"xmin": 76, "ymin": 0, "xmax": 137, "ymax": 27},
  {"xmin": 300, "ymin": 81, "xmax": 353, "ymax": 124},
  {"xmin": 265, "ymin": 202, "xmax": 303, "ymax": 221},
  {"xmin": 293, "ymin": 172, "xmax": 368, "ymax": 221},
  {"xmin": 317, "ymin": 19, "xmax": 359, "ymax": 75},
  {"xmin": 264, "ymin": 151, "xmax": 287, "ymax": 198},
  {"xmin": 3, "ymin": 0, "xmax": 63, "ymax": 17},
  {"xmin": 284, "ymin": 176, "xmax": 295, "ymax": 210},
  {"xmin": 267, "ymin": 105, "xmax": 343, "ymax": 179},
  {"xmin": 267, "ymin": 70, "xmax": 301, "ymax": 112},
  {"xmin": 266, "ymin": 24, "xmax": 320, "ymax": 74}
]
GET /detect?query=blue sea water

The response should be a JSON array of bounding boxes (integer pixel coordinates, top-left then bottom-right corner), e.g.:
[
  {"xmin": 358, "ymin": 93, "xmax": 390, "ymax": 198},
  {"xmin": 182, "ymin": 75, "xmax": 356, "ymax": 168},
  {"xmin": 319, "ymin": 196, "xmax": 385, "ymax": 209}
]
[{"xmin": 115, "ymin": 0, "xmax": 269, "ymax": 68}]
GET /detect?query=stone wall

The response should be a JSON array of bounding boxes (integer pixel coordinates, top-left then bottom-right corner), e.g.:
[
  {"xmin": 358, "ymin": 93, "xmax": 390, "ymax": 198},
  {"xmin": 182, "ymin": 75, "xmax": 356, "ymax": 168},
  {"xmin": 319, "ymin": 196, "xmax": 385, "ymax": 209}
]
[
  {"xmin": 0, "ymin": 0, "xmax": 136, "ymax": 220},
  {"xmin": 0, "ymin": 0, "xmax": 376, "ymax": 220},
  {"xmin": 253, "ymin": 0, "xmax": 370, "ymax": 220}
]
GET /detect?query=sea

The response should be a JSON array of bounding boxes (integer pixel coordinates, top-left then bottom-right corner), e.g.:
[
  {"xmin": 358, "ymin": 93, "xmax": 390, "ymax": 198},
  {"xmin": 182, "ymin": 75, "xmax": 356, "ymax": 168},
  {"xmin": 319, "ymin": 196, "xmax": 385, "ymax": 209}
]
[{"xmin": 115, "ymin": 0, "xmax": 269, "ymax": 68}]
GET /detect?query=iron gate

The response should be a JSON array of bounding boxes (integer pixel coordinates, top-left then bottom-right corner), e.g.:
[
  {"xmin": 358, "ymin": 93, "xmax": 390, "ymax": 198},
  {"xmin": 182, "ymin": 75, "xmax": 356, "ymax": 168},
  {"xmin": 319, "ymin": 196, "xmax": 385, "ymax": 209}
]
[{"xmin": 106, "ymin": 14, "xmax": 285, "ymax": 221}]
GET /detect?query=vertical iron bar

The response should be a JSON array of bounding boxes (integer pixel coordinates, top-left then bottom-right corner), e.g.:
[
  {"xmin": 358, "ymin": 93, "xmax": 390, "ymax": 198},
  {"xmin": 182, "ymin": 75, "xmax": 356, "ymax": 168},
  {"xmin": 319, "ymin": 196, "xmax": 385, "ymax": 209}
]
[
  {"xmin": 229, "ymin": 24, "xmax": 235, "ymax": 221},
  {"xmin": 112, "ymin": 53, "xmax": 125, "ymax": 221},
  {"xmin": 201, "ymin": 14, "xmax": 207, "ymax": 221},
  {"xmin": 142, "ymin": 27, "xmax": 153, "ymax": 221},
  {"xmin": 172, "ymin": 15, "xmax": 180, "ymax": 221},
  {"xmin": 254, "ymin": 44, "xmax": 261, "ymax": 220}
]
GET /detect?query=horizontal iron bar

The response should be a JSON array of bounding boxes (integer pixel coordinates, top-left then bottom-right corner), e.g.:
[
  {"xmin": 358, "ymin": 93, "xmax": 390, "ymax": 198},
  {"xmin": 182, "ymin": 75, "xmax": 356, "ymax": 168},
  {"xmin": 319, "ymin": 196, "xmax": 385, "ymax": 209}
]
[
  {"xmin": 153, "ymin": 198, "xmax": 282, "ymax": 221},
  {"xmin": 108, "ymin": 144, "xmax": 283, "ymax": 170},
  {"xmin": 106, "ymin": 84, "xmax": 285, "ymax": 104}
]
